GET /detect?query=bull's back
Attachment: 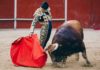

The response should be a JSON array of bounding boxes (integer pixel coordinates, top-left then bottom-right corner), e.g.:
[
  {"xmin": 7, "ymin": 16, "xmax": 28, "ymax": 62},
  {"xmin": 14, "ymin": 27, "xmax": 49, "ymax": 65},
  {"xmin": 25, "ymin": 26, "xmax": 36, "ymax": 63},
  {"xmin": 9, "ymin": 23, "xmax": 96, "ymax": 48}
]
[{"xmin": 52, "ymin": 26, "xmax": 82, "ymax": 45}]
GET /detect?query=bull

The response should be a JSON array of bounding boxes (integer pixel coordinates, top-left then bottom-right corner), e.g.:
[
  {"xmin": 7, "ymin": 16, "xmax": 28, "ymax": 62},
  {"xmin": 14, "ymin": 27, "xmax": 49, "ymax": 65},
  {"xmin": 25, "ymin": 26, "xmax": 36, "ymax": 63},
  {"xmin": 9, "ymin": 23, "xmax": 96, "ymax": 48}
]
[{"xmin": 45, "ymin": 20, "xmax": 92, "ymax": 67}]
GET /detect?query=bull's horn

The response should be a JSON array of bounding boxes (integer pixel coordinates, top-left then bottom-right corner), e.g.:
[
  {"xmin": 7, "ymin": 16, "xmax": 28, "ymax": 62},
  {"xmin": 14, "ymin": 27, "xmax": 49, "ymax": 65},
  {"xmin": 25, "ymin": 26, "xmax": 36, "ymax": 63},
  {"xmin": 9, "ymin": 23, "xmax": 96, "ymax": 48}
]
[
  {"xmin": 52, "ymin": 43, "xmax": 59, "ymax": 51},
  {"xmin": 45, "ymin": 43, "xmax": 59, "ymax": 52}
]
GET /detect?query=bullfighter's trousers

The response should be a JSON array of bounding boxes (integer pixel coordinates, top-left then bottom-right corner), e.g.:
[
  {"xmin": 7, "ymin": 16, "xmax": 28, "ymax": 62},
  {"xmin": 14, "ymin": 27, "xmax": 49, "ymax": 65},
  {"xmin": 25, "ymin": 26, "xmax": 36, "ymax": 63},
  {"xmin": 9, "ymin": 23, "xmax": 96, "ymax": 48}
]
[{"xmin": 40, "ymin": 21, "xmax": 52, "ymax": 49}]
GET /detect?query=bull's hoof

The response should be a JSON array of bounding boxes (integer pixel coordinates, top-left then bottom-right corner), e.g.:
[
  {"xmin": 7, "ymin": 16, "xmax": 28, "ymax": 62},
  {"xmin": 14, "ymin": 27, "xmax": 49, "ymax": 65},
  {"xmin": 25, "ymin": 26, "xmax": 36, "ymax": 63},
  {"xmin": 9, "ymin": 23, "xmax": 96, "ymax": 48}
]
[
  {"xmin": 56, "ymin": 63, "xmax": 65, "ymax": 68},
  {"xmin": 82, "ymin": 64, "xmax": 93, "ymax": 67},
  {"xmin": 53, "ymin": 62, "xmax": 66, "ymax": 68}
]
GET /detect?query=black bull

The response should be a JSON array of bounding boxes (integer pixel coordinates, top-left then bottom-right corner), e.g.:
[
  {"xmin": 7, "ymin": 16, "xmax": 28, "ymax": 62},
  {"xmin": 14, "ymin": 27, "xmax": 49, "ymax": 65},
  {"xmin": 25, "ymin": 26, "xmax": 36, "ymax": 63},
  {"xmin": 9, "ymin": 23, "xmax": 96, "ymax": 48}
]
[{"xmin": 46, "ymin": 20, "xmax": 92, "ymax": 67}]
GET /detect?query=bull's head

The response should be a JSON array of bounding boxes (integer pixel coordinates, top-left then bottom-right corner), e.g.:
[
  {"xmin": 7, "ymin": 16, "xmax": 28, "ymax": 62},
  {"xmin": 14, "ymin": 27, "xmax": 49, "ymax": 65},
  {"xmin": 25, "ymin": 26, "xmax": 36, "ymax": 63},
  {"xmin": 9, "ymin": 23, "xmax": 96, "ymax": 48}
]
[
  {"xmin": 46, "ymin": 43, "xmax": 65, "ymax": 62},
  {"xmin": 45, "ymin": 43, "xmax": 67, "ymax": 67}
]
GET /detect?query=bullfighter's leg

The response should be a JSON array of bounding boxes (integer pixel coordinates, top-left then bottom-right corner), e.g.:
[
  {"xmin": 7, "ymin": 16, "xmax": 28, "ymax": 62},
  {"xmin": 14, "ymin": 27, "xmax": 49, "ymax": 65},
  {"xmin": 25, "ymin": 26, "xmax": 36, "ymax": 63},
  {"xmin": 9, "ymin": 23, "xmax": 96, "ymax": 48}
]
[{"xmin": 40, "ymin": 21, "xmax": 52, "ymax": 49}]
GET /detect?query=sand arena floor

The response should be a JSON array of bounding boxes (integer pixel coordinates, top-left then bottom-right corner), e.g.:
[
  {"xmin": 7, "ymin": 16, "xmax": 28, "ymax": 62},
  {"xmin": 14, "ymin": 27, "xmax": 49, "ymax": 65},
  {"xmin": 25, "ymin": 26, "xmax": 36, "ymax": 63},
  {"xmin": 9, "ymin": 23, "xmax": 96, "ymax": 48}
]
[{"xmin": 0, "ymin": 29, "xmax": 100, "ymax": 70}]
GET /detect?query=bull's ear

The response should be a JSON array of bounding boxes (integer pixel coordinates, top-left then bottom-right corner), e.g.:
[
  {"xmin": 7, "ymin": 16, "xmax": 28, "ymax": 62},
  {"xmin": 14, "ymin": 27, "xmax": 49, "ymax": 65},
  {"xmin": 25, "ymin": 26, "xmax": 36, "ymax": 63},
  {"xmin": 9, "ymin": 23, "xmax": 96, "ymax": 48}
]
[{"xmin": 45, "ymin": 43, "xmax": 59, "ymax": 52}]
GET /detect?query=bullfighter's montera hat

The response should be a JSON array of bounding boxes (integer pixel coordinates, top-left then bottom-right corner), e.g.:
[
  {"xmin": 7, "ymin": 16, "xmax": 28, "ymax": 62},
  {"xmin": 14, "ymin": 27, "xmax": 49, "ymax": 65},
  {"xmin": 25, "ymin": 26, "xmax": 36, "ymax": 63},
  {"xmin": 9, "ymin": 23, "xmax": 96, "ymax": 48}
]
[{"xmin": 41, "ymin": 2, "xmax": 49, "ymax": 10}]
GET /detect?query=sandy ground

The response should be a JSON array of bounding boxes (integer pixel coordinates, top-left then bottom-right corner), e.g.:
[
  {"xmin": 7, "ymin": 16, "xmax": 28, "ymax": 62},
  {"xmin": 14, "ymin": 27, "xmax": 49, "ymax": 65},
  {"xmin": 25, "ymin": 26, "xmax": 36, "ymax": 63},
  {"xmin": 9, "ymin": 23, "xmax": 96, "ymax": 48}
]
[{"xmin": 0, "ymin": 29, "xmax": 100, "ymax": 70}]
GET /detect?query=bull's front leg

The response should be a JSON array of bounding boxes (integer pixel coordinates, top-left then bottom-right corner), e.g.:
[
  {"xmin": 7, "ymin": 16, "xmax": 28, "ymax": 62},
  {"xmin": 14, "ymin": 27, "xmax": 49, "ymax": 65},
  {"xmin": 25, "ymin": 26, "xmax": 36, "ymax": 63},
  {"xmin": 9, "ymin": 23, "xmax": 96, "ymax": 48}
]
[
  {"xmin": 50, "ymin": 53, "xmax": 67, "ymax": 68},
  {"xmin": 62, "ymin": 56, "xmax": 67, "ymax": 64},
  {"xmin": 75, "ymin": 53, "xmax": 79, "ymax": 61}
]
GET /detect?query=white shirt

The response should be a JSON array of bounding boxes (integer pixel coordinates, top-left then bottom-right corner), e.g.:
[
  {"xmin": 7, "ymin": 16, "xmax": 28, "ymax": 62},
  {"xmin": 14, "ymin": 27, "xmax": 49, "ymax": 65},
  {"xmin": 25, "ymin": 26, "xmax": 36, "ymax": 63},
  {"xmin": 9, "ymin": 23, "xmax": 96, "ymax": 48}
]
[{"xmin": 30, "ymin": 7, "xmax": 52, "ymax": 33}]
